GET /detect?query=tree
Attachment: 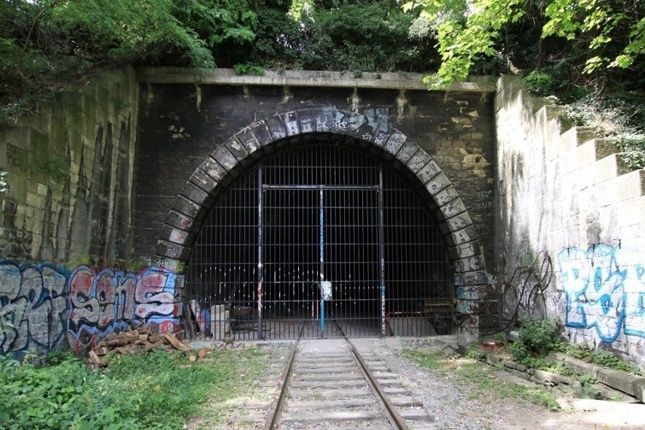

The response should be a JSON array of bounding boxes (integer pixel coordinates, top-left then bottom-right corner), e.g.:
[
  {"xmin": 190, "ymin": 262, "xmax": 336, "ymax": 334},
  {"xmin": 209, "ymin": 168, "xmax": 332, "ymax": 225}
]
[{"xmin": 404, "ymin": 0, "xmax": 644, "ymax": 87}]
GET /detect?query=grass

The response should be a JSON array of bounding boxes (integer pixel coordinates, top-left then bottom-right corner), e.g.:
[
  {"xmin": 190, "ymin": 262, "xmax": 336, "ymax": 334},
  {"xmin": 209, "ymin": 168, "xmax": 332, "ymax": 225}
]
[
  {"xmin": 404, "ymin": 349, "xmax": 561, "ymax": 411},
  {"xmin": 0, "ymin": 347, "xmax": 266, "ymax": 430}
]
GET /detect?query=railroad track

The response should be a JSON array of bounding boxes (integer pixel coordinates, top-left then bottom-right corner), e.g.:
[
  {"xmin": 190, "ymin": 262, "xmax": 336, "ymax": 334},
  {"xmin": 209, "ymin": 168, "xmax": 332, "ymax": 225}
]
[{"xmin": 264, "ymin": 325, "xmax": 436, "ymax": 429}]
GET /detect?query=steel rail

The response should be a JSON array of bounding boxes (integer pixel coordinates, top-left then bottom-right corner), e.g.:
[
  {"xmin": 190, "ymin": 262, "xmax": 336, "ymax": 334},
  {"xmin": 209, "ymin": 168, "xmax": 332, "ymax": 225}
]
[
  {"xmin": 263, "ymin": 324, "xmax": 303, "ymax": 430},
  {"xmin": 335, "ymin": 321, "xmax": 410, "ymax": 430}
]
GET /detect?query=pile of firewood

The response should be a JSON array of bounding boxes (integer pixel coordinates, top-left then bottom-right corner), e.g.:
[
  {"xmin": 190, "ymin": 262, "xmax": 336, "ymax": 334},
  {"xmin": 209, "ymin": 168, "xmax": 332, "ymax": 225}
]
[{"xmin": 88, "ymin": 326, "xmax": 192, "ymax": 367}]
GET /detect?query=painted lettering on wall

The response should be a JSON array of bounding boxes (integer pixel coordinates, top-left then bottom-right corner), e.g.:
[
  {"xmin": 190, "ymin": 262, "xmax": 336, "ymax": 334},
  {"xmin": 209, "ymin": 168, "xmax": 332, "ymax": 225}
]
[
  {"xmin": 0, "ymin": 260, "xmax": 182, "ymax": 355},
  {"xmin": 68, "ymin": 266, "xmax": 181, "ymax": 353},
  {"xmin": 558, "ymin": 244, "xmax": 644, "ymax": 343},
  {"xmin": 0, "ymin": 262, "xmax": 67, "ymax": 353}
]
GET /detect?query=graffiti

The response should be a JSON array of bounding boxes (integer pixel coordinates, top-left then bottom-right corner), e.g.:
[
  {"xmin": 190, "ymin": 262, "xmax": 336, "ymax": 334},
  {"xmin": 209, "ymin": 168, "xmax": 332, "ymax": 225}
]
[
  {"xmin": 0, "ymin": 260, "xmax": 182, "ymax": 355},
  {"xmin": 67, "ymin": 266, "xmax": 181, "ymax": 353},
  {"xmin": 0, "ymin": 262, "xmax": 67, "ymax": 353},
  {"xmin": 558, "ymin": 244, "xmax": 644, "ymax": 343}
]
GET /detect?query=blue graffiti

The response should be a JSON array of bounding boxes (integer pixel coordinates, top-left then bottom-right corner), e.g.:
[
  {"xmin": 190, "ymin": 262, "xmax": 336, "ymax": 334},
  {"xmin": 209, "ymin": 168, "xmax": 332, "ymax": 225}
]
[{"xmin": 558, "ymin": 244, "xmax": 645, "ymax": 343}]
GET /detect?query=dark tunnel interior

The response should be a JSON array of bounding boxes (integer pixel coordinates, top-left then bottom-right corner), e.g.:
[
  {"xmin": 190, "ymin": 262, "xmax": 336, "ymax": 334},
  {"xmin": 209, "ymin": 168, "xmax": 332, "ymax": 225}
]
[{"xmin": 185, "ymin": 139, "xmax": 454, "ymax": 339}]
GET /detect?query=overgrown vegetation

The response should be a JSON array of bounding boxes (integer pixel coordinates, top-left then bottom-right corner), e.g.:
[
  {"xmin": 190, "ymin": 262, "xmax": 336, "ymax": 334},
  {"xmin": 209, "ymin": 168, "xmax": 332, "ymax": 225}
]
[
  {"xmin": 509, "ymin": 319, "xmax": 561, "ymax": 368},
  {"xmin": 507, "ymin": 319, "xmax": 641, "ymax": 375},
  {"xmin": 1, "ymin": 0, "xmax": 643, "ymax": 159},
  {"xmin": 0, "ymin": 348, "xmax": 265, "ymax": 429},
  {"xmin": 562, "ymin": 343, "xmax": 642, "ymax": 375},
  {"xmin": 404, "ymin": 349, "xmax": 560, "ymax": 411}
]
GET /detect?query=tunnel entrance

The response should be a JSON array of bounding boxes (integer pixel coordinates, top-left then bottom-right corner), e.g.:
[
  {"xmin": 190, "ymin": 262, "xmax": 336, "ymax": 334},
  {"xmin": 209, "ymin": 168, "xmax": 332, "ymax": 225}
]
[{"xmin": 185, "ymin": 142, "xmax": 454, "ymax": 339}]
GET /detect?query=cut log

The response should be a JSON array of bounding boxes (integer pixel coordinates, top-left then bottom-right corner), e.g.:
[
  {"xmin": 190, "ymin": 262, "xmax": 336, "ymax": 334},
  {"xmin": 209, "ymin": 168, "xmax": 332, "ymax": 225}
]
[
  {"xmin": 89, "ymin": 351, "xmax": 107, "ymax": 367},
  {"xmin": 163, "ymin": 333, "xmax": 192, "ymax": 352}
]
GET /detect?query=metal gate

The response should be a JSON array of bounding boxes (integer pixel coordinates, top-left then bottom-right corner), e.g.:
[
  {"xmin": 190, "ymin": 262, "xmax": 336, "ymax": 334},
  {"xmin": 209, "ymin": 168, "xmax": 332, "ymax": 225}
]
[{"xmin": 185, "ymin": 144, "xmax": 453, "ymax": 339}]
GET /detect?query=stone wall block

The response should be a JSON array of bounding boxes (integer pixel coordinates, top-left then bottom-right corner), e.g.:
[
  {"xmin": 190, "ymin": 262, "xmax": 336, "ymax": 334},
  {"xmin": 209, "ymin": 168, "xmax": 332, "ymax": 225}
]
[
  {"xmin": 200, "ymin": 157, "xmax": 226, "ymax": 181},
  {"xmin": 456, "ymin": 286, "xmax": 481, "ymax": 300},
  {"xmin": 160, "ymin": 224, "xmax": 193, "ymax": 246},
  {"xmin": 417, "ymin": 160, "xmax": 442, "ymax": 183},
  {"xmin": 454, "ymin": 255, "xmax": 485, "ymax": 273},
  {"xmin": 384, "ymin": 130, "xmax": 406, "ymax": 154},
  {"xmin": 171, "ymin": 195, "xmax": 200, "ymax": 219},
  {"xmin": 434, "ymin": 187, "xmax": 459, "ymax": 206},
  {"xmin": 448, "ymin": 240, "xmax": 478, "ymax": 259},
  {"xmin": 441, "ymin": 211, "xmax": 474, "ymax": 234},
  {"xmin": 395, "ymin": 141, "xmax": 420, "ymax": 164},
  {"xmin": 462, "ymin": 270, "xmax": 489, "ymax": 286},
  {"xmin": 235, "ymin": 127, "xmax": 260, "ymax": 154},
  {"xmin": 180, "ymin": 181, "xmax": 209, "ymax": 206},
  {"xmin": 224, "ymin": 136, "xmax": 248, "ymax": 161},
  {"xmin": 438, "ymin": 198, "xmax": 467, "ymax": 220},
  {"xmin": 210, "ymin": 144, "xmax": 237, "ymax": 171},
  {"xmin": 449, "ymin": 225, "xmax": 479, "ymax": 246},
  {"xmin": 297, "ymin": 109, "xmax": 323, "ymax": 134},
  {"xmin": 250, "ymin": 120, "xmax": 273, "ymax": 147},
  {"xmin": 265, "ymin": 115, "xmax": 287, "ymax": 140},
  {"xmin": 155, "ymin": 239, "xmax": 191, "ymax": 261},
  {"xmin": 189, "ymin": 168, "xmax": 217, "ymax": 194},
  {"xmin": 165, "ymin": 210, "xmax": 196, "ymax": 233},
  {"xmin": 282, "ymin": 111, "xmax": 300, "ymax": 136},
  {"xmin": 426, "ymin": 172, "xmax": 452, "ymax": 196},
  {"xmin": 407, "ymin": 150, "xmax": 431, "ymax": 173}
]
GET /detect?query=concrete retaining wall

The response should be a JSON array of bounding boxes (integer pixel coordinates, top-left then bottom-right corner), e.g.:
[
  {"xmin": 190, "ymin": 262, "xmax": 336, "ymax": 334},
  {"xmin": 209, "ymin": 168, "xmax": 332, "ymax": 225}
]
[{"xmin": 494, "ymin": 76, "xmax": 645, "ymax": 366}]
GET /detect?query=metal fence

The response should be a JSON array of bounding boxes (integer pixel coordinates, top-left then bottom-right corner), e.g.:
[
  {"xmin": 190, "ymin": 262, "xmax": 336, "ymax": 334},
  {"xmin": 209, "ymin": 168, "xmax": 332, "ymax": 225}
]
[{"xmin": 185, "ymin": 144, "xmax": 453, "ymax": 339}]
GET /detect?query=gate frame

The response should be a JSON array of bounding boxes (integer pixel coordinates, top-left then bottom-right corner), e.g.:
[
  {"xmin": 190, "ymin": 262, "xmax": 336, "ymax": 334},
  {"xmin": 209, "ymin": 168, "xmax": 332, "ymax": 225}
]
[{"xmin": 155, "ymin": 108, "xmax": 487, "ymax": 343}]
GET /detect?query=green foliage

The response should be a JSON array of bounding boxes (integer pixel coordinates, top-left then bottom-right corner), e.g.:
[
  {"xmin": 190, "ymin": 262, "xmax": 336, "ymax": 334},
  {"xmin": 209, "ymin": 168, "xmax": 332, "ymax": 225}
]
[
  {"xmin": 405, "ymin": 349, "xmax": 560, "ymax": 410},
  {"xmin": 523, "ymin": 71, "xmax": 556, "ymax": 96},
  {"xmin": 405, "ymin": 0, "xmax": 644, "ymax": 89},
  {"xmin": 563, "ymin": 343, "xmax": 641, "ymax": 374},
  {"xmin": 510, "ymin": 319, "xmax": 561, "ymax": 366},
  {"xmin": 561, "ymin": 92, "xmax": 645, "ymax": 169},
  {"xmin": 233, "ymin": 63, "xmax": 265, "ymax": 76},
  {"xmin": 0, "ymin": 348, "xmax": 265, "ymax": 429}
]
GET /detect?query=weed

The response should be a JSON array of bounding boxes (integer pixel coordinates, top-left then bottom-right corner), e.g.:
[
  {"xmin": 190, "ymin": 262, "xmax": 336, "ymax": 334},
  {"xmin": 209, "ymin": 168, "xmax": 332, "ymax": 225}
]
[
  {"xmin": 510, "ymin": 319, "xmax": 561, "ymax": 366},
  {"xmin": 405, "ymin": 349, "xmax": 560, "ymax": 411},
  {"xmin": 562, "ymin": 344, "xmax": 641, "ymax": 375},
  {"xmin": 0, "ymin": 348, "xmax": 266, "ymax": 429},
  {"xmin": 402, "ymin": 349, "xmax": 444, "ymax": 370}
]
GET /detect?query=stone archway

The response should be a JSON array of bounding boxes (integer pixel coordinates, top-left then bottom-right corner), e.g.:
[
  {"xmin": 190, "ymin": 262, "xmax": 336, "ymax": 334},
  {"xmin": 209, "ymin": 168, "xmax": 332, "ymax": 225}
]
[{"xmin": 155, "ymin": 107, "xmax": 487, "ymax": 339}]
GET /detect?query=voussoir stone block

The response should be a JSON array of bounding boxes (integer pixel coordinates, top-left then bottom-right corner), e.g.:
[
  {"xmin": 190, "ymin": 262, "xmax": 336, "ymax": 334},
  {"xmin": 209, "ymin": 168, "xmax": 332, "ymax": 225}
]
[
  {"xmin": 407, "ymin": 150, "xmax": 431, "ymax": 173},
  {"xmin": 224, "ymin": 136, "xmax": 248, "ymax": 160},
  {"xmin": 456, "ymin": 286, "xmax": 481, "ymax": 300},
  {"xmin": 426, "ymin": 172, "xmax": 452, "ymax": 195},
  {"xmin": 235, "ymin": 127, "xmax": 260, "ymax": 154},
  {"xmin": 160, "ymin": 224, "xmax": 193, "ymax": 246},
  {"xmin": 165, "ymin": 210, "xmax": 196, "ymax": 233},
  {"xmin": 189, "ymin": 168, "xmax": 217, "ymax": 193},
  {"xmin": 384, "ymin": 130, "xmax": 406, "ymax": 154},
  {"xmin": 417, "ymin": 159, "xmax": 442, "ymax": 183},
  {"xmin": 455, "ymin": 255, "xmax": 485, "ymax": 273},
  {"xmin": 396, "ymin": 141, "xmax": 419, "ymax": 164},
  {"xmin": 265, "ymin": 115, "xmax": 287, "ymax": 140},
  {"xmin": 171, "ymin": 195, "xmax": 200, "ymax": 219},
  {"xmin": 438, "ymin": 198, "xmax": 467, "ymax": 219},
  {"xmin": 250, "ymin": 120, "xmax": 272, "ymax": 147},
  {"xmin": 200, "ymin": 157, "xmax": 226, "ymax": 181},
  {"xmin": 211, "ymin": 144, "xmax": 237, "ymax": 171},
  {"xmin": 450, "ymin": 226, "xmax": 478, "ymax": 246},
  {"xmin": 462, "ymin": 270, "xmax": 489, "ymax": 286},
  {"xmin": 155, "ymin": 239, "xmax": 191, "ymax": 261},
  {"xmin": 434, "ymin": 187, "xmax": 459, "ymax": 206},
  {"xmin": 283, "ymin": 111, "xmax": 300, "ymax": 136},
  {"xmin": 180, "ymin": 181, "xmax": 209, "ymax": 206}
]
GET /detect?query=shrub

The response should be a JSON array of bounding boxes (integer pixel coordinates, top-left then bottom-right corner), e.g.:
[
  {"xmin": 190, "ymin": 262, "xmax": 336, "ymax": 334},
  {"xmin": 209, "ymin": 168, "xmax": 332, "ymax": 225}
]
[{"xmin": 510, "ymin": 319, "xmax": 561, "ymax": 365}]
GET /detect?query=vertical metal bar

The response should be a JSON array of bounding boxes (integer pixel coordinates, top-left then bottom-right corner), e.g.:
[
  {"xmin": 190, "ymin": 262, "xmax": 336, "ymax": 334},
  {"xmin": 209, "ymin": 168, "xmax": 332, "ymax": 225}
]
[
  {"xmin": 257, "ymin": 163, "xmax": 264, "ymax": 340},
  {"xmin": 378, "ymin": 163, "xmax": 386, "ymax": 336},
  {"xmin": 319, "ymin": 188, "xmax": 325, "ymax": 336}
]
